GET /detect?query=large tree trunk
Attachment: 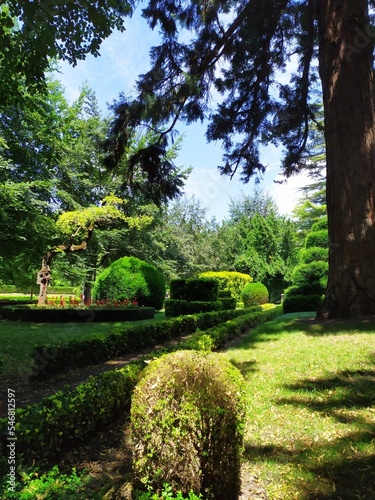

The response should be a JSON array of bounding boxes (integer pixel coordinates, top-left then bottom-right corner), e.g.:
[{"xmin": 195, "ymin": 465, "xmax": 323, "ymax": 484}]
[{"xmin": 316, "ymin": 0, "xmax": 375, "ymax": 318}]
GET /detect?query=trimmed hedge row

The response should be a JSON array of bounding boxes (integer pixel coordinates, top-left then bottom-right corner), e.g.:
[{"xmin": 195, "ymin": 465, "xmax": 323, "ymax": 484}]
[
  {"xmin": 29, "ymin": 308, "xmax": 261, "ymax": 379},
  {"xmin": 182, "ymin": 306, "xmax": 281, "ymax": 351},
  {"xmin": 165, "ymin": 299, "xmax": 221, "ymax": 317},
  {"xmin": 170, "ymin": 278, "xmax": 219, "ymax": 302},
  {"xmin": 0, "ymin": 306, "xmax": 281, "ymax": 467},
  {"xmin": 0, "ymin": 306, "xmax": 155, "ymax": 322},
  {"xmin": 282, "ymin": 294, "xmax": 323, "ymax": 313}
]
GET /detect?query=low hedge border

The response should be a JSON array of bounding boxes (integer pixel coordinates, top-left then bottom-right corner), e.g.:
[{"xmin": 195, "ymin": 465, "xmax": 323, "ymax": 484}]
[
  {"xmin": 181, "ymin": 305, "xmax": 282, "ymax": 351},
  {"xmin": 30, "ymin": 308, "xmax": 261, "ymax": 379},
  {"xmin": 0, "ymin": 306, "xmax": 282, "ymax": 471},
  {"xmin": 0, "ymin": 306, "xmax": 155, "ymax": 322}
]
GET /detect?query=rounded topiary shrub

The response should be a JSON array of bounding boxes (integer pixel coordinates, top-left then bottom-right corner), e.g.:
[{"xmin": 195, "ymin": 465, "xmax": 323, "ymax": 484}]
[
  {"xmin": 241, "ymin": 282, "xmax": 269, "ymax": 307},
  {"xmin": 298, "ymin": 246, "xmax": 328, "ymax": 264},
  {"xmin": 92, "ymin": 256, "xmax": 166, "ymax": 309},
  {"xmin": 291, "ymin": 261, "xmax": 328, "ymax": 291},
  {"xmin": 305, "ymin": 229, "xmax": 328, "ymax": 249},
  {"xmin": 131, "ymin": 350, "xmax": 246, "ymax": 500}
]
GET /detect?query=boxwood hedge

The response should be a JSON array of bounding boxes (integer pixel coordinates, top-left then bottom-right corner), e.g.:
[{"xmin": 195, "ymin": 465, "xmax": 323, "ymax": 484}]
[{"xmin": 0, "ymin": 306, "xmax": 281, "ymax": 469}]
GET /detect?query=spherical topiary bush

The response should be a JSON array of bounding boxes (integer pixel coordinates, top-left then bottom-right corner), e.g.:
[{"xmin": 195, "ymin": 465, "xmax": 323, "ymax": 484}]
[
  {"xmin": 241, "ymin": 282, "xmax": 269, "ymax": 307},
  {"xmin": 130, "ymin": 350, "xmax": 246, "ymax": 500},
  {"xmin": 92, "ymin": 256, "xmax": 166, "ymax": 309}
]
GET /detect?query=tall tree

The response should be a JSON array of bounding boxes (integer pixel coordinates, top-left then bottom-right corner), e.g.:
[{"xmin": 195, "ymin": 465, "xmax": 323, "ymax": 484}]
[{"xmin": 105, "ymin": 0, "xmax": 375, "ymax": 319}]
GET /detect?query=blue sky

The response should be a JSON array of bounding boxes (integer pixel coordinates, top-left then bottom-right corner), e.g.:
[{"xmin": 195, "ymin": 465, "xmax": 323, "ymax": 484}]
[{"xmin": 56, "ymin": 12, "xmax": 313, "ymax": 221}]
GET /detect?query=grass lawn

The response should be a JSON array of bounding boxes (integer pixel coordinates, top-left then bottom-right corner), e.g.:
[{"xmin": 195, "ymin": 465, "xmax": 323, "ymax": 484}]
[
  {"xmin": 0, "ymin": 312, "xmax": 166, "ymax": 381},
  {"xmin": 224, "ymin": 312, "xmax": 375, "ymax": 499}
]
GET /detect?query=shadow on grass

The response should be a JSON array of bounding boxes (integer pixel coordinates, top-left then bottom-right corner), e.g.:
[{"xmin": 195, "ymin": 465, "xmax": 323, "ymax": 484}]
[
  {"xmin": 244, "ymin": 434, "xmax": 375, "ymax": 499},
  {"xmin": 244, "ymin": 365, "xmax": 375, "ymax": 498},
  {"xmin": 295, "ymin": 314, "xmax": 375, "ymax": 337},
  {"xmin": 247, "ymin": 311, "xmax": 375, "ymax": 340},
  {"xmin": 279, "ymin": 367, "xmax": 375, "ymax": 414},
  {"xmin": 227, "ymin": 359, "xmax": 257, "ymax": 379}
]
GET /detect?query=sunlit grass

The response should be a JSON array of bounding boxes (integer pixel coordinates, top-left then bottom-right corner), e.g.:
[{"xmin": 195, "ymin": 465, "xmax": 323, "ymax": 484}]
[{"xmin": 224, "ymin": 313, "xmax": 375, "ymax": 499}]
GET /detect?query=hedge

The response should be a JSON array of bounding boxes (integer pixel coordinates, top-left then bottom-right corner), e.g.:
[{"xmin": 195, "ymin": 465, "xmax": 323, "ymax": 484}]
[
  {"xmin": 198, "ymin": 271, "xmax": 252, "ymax": 302},
  {"xmin": 218, "ymin": 297, "xmax": 237, "ymax": 310},
  {"xmin": 165, "ymin": 299, "xmax": 222, "ymax": 317},
  {"xmin": 282, "ymin": 294, "xmax": 323, "ymax": 313},
  {"xmin": 29, "ymin": 308, "xmax": 262, "ymax": 379},
  {"xmin": 0, "ymin": 306, "xmax": 155, "ymax": 322},
  {"xmin": 0, "ymin": 306, "xmax": 281, "ymax": 468},
  {"xmin": 170, "ymin": 278, "xmax": 219, "ymax": 302}
]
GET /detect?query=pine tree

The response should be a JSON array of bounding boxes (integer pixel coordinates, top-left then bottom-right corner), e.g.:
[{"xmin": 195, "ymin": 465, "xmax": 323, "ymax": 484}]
[{"xmin": 105, "ymin": 0, "xmax": 375, "ymax": 319}]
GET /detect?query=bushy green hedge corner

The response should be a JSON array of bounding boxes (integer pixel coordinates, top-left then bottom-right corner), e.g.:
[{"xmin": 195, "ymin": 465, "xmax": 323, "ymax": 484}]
[
  {"xmin": 131, "ymin": 350, "xmax": 246, "ymax": 499},
  {"xmin": 170, "ymin": 278, "xmax": 219, "ymax": 302},
  {"xmin": 93, "ymin": 256, "xmax": 166, "ymax": 310},
  {"xmin": 241, "ymin": 282, "xmax": 269, "ymax": 307},
  {"xmin": 282, "ymin": 294, "xmax": 323, "ymax": 313},
  {"xmin": 198, "ymin": 271, "xmax": 252, "ymax": 302}
]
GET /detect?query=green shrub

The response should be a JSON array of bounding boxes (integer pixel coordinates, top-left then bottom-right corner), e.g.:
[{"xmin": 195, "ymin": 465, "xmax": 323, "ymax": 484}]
[
  {"xmin": 282, "ymin": 294, "xmax": 323, "ymax": 313},
  {"xmin": 0, "ymin": 305, "xmax": 155, "ymax": 322},
  {"xmin": 284, "ymin": 284, "xmax": 324, "ymax": 298},
  {"xmin": 165, "ymin": 299, "xmax": 221, "ymax": 317},
  {"xmin": 198, "ymin": 271, "xmax": 252, "ymax": 302},
  {"xmin": 311, "ymin": 216, "xmax": 328, "ymax": 232},
  {"xmin": 305, "ymin": 229, "xmax": 328, "ymax": 249},
  {"xmin": 0, "ymin": 284, "xmax": 16, "ymax": 293},
  {"xmin": 218, "ymin": 289, "xmax": 231, "ymax": 298},
  {"xmin": 170, "ymin": 278, "xmax": 219, "ymax": 301},
  {"xmin": 0, "ymin": 306, "xmax": 281, "ymax": 469},
  {"xmin": 182, "ymin": 306, "xmax": 281, "ymax": 351},
  {"xmin": 217, "ymin": 297, "xmax": 236, "ymax": 310},
  {"xmin": 299, "ymin": 246, "xmax": 328, "ymax": 264},
  {"xmin": 291, "ymin": 261, "xmax": 328, "ymax": 291},
  {"xmin": 241, "ymin": 282, "xmax": 269, "ymax": 307},
  {"xmin": 92, "ymin": 256, "xmax": 166, "ymax": 310},
  {"xmin": 131, "ymin": 350, "xmax": 246, "ymax": 500},
  {"xmin": 0, "ymin": 363, "xmax": 143, "ymax": 464},
  {"xmin": 29, "ymin": 308, "xmax": 256, "ymax": 378},
  {"xmin": 170, "ymin": 279, "xmax": 187, "ymax": 300},
  {"xmin": 1, "ymin": 465, "xmax": 88, "ymax": 499}
]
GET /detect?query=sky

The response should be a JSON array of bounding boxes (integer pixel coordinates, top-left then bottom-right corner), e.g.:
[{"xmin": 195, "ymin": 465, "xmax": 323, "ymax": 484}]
[{"xmin": 56, "ymin": 11, "xmax": 314, "ymax": 222}]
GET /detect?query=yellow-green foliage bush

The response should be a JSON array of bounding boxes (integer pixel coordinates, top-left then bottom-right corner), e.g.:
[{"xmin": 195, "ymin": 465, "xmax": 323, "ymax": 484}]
[
  {"xmin": 199, "ymin": 271, "xmax": 252, "ymax": 302},
  {"xmin": 131, "ymin": 350, "xmax": 246, "ymax": 500}
]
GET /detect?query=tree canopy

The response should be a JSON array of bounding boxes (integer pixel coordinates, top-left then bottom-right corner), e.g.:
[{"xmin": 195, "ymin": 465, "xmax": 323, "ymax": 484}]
[
  {"xmin": 3, "ymin": 0, "xmax": 375, "ymax": 317},
  {"xmin": 104, "ymin": 0, "xmax": 375, "ymax": 318},
  {"xmin": 0, "ymin": 0, "xmax": 132, "ymax": 103}
]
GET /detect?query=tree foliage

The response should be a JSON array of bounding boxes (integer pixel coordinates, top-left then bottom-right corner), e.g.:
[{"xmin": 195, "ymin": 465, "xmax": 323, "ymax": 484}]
[{"xmin": 0, "ymin": 0, "xmax": 132, "ymax": 103}]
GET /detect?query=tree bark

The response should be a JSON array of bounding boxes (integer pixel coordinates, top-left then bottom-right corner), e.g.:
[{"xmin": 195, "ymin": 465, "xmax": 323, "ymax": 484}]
[
  {"xmin": 36, "ymin": 227, "xmax": 93, "ymax": 305},
  {"xmin": 316, "ymin": 0, "xmax": 375, "ymax": 317}
]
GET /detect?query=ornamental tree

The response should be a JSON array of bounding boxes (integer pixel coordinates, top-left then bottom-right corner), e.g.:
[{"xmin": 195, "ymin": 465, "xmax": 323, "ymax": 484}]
[
  {"xmin": 37, "ymin": 195, "xmax": 152, "ymax": 305},
  {"xmin": 105, "ymin": 0, "xmax": 375, "ymax": 319}
]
